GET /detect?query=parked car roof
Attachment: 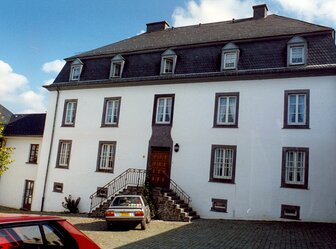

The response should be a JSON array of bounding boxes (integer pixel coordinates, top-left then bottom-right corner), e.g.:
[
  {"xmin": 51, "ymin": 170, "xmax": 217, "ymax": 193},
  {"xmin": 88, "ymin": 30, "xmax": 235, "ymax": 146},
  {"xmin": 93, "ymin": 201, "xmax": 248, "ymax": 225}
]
[{"xmin": 0, "ymin": 214, "xmax": 63, "ymax": 224}]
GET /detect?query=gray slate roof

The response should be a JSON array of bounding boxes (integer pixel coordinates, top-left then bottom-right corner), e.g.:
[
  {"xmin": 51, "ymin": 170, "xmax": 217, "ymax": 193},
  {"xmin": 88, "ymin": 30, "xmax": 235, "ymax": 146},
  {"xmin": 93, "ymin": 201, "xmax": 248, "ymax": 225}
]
[
  {"xmin": 3, "ymin": 114, "xmax": 46, "ymax": 136},
  {"xmin": 71, "ymin": 14, "xmax": 333, "ymax": 59}
]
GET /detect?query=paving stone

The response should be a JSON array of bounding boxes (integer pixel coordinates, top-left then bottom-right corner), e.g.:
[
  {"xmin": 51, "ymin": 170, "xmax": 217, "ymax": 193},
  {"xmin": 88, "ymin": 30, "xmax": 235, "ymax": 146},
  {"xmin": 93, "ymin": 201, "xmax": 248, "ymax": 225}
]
[{"xmin": 64, "ymin": 217, "xmax": 336, "ymax": 249}]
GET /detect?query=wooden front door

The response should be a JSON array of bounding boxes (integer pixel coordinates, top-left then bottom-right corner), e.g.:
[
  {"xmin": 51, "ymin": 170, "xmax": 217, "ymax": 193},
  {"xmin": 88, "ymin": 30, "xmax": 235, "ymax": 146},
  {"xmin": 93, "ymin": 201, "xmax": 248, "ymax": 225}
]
[
  {"xmin": 149, "ymin": 148, "xmax": 171, "ymax": 188},
  {"xmin": 22, "ymin": 180, "xmax": 34, "ymax": 211}
]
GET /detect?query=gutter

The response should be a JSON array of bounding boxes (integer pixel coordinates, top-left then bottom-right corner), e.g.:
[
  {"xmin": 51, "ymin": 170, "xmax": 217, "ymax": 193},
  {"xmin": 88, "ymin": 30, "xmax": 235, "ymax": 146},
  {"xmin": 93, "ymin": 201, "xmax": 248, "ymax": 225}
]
[{"xmin": 40, "ymin": 87, "xmax": 60, "ymax": 212}]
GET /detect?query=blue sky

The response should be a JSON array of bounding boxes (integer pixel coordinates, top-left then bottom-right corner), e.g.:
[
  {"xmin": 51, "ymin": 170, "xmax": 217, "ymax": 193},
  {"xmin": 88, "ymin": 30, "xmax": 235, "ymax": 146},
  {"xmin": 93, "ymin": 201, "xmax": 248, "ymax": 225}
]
[{"xmin": 0, "ymin": 0, "xmax": 335, "ymax": 113}]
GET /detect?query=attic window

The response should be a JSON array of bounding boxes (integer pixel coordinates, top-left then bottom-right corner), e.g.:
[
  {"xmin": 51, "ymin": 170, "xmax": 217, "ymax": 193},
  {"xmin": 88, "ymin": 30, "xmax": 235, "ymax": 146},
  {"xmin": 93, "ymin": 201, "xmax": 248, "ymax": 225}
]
[
  {"xmin": 161, "ymin": 49, "xmax": 177, "ymax": 75},
  {"xmin": 287, "ymin": 36, "xmax": 307, "ymax": 66},
  {"xmin": 221, "ymin": 43, "xmax": 239, "ymax": 70},
  {"xmin": 69, "ymin": 58, "xmax": 83, "ymax": 81},
  {"xmin": 110, "ymin": 54, "xmax": 125, "ymax": 78}
]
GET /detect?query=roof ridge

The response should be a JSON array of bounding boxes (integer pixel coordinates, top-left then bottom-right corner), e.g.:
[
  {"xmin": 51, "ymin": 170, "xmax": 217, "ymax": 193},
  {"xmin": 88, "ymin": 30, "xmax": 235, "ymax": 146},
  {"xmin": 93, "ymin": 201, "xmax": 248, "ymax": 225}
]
[{"xmin": 271, "ymin": 14, "xmax": 334, "ymax": 30}]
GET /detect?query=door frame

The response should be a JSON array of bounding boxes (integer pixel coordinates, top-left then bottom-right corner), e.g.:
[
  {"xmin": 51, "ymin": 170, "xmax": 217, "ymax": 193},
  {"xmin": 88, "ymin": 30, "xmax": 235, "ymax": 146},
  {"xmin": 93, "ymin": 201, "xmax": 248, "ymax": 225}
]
[
  {"xmin": 147, "ymin": 146, "xmax": 172, "ymax": 188},
  {"xmin": 22, "ymin": 180, "xmax": 34, "ymax": 211}
]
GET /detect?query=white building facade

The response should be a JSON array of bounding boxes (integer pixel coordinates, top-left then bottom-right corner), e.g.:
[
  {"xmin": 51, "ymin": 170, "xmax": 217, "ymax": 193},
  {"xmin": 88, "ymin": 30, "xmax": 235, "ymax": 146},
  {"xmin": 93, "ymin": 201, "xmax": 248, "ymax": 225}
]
[{"xmin": 28, "ymin": 4, "xmax": 336, "ymax": 222}]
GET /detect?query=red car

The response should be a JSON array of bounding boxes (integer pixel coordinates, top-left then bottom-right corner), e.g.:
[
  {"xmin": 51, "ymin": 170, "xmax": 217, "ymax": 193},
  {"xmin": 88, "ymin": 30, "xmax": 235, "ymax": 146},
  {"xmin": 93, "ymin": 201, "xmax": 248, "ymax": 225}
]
[{"xmin": 0, "ymin": 213, "xmax": 100, "ymax": 249}]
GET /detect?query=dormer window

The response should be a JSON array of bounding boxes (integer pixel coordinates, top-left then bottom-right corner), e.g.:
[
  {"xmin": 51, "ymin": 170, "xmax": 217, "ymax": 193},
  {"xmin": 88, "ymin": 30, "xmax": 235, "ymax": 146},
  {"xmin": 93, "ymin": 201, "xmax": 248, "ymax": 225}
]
[
  {"xmin": 110, "ymin": 54, "xmax": 125, "ymax": 78},
  {"xmin": 221, "ymin": 43, "xmax": 239, "ymax": 70},
  {"xmin": 69, "ymin": 58, "xmax": 83, "ymax": 81},
  {"xmin": 160, "ymin": 49, "xmax": 177, "ymax": 75},
  {"xmin": 287, "ymin": 36, "xmax": 307, "ymax": 66}
]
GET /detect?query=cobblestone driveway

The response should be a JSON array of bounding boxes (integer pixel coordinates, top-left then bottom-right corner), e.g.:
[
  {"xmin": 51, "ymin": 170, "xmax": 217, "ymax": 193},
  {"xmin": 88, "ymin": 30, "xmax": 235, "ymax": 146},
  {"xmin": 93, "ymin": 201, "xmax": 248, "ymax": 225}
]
[{"xmin": 66, "ymin": 216, "xmax": 336, "ymax": 249}]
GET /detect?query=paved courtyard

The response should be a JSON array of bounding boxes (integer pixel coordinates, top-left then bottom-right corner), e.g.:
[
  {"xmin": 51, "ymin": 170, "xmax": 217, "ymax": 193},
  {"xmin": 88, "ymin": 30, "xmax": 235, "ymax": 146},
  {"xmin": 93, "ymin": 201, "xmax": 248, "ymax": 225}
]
[
  {"xmin": 65, "ymin": 216, "xmax": 336, "ymax": 249},
  {"xmin": 0, "ymin": 206, "xmax": 335, "ymax": 249}
]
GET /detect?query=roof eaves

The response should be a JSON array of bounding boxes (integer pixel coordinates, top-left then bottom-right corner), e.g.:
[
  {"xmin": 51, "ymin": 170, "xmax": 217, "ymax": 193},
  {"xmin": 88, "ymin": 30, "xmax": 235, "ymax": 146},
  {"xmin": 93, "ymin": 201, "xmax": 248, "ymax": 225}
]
[{"xmin": 45, "ymin": 64, "xmax": 336, "ymax": 91}]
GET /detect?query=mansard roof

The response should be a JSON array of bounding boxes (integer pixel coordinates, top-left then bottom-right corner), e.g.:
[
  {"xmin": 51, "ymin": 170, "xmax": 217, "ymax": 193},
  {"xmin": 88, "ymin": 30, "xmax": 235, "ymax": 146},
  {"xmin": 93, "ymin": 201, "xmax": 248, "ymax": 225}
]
[
  {"xmin": 46, "ymin": 6, "xmax": 336, "ymax": 91},
  {"xmin": 3, "ymin": 113, "xmax": 46, "ymax": 137},
  {"xmin": 69, "ymin": 14, "xmax": 333, "ymax": 59}
]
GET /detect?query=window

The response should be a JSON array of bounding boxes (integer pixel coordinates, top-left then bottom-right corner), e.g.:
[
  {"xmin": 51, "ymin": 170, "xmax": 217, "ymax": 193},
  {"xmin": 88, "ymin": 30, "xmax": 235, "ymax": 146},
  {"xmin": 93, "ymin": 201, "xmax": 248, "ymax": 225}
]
[
  {"xmin": 281, "ymin": 147, "xmax": 309, "ymax": 189},
  {"xmin": 209, "ymin": 145, "xmax": 237, "ymax": 184},
  {"xmin": 0, "ymin": 224, "xmax": 70, "ymax": 247},
  {"xmin": 290, "ymin": 46, "xmax": 304, "ymax": 64},
  {"xmin": 287, "ymin": 36, "xmax": 307, "ymax": 66},
  {"xmin": 283, "ymin": 90, "xmax": 309, "ymax": 129},
  {"xmin": 101, "ymin": 97, "xmax": 121, "ymax": 127},
  {"xmin": 211, "ymin": 198, "xmax": 227, "ymax": 212},
  {"xmin": 56, "ymin": 140, "xmax": 72, "ymax": 168},
  {"xmin": 214, "ymin": 92, "xmax": 239, "ymax": 128},
  {"xmin": 109, "ymin": 54, "xmax": 125, "ymax": 78},
  {"xmin": 281, "ymin": 204, "xmax": 300, "ymax": 220},
  {"xmin": 160, "ymin": 49, "xmax": 177, "ymax": 74},
  {"xmin": 53, "ymin": 182, "xmax": 63, "ymax": 193},
  {"xmin": 163, "ymin": 58, "xmax": 173, "ymax": 73},
  {"xmin": 28, "ymin": 144, "xmax": 39, "ymax": 164},
  {"xmin": 69, "ymin": 58, "xmax": 83, "ymax": 81},
  {"xmin": 97, "ymin": 187, "xmax": 108, "ymax": 198},
  {"xmin": 221, "ymin": 42, "xmax": 239, "ymax": 70},
  {"xmin": 62, "ymin": 99, "xmax": 78, "ymax": 127},
  {"xmin": 153, "ymin": 94, "xmax": 174, "ymax": 125},
  {"xmin": 96, "ymin": 141, "xmax": 116, "ymax": 173}
]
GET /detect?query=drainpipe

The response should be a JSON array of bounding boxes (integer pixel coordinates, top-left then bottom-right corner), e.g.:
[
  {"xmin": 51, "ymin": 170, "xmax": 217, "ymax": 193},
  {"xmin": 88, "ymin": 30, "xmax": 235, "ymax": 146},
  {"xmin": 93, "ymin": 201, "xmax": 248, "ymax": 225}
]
[{"xmin": 40, "ymin": 87, "xmax": 60, "ymax": 212}]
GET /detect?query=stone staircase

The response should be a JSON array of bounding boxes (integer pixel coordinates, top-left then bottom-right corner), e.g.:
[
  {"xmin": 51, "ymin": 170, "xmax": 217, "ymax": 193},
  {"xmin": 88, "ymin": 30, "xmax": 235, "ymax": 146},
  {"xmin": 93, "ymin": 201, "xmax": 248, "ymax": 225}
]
[
  {"xmin": 89, "ymin": 186, "xmax": 199, "ymax": 222},
  {"xmin": 152, "ymin": 187, "xmax": 200, "ymax": 222}
]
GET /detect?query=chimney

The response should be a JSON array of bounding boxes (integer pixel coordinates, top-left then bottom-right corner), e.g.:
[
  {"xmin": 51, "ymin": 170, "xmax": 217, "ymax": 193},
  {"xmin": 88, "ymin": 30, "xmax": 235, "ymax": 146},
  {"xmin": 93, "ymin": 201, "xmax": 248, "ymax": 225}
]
[
  {"xmin": 253, "ymin": 4, "xmax": 268, "ymax": 19},
  {"xmin": 146, "ymin": 21, "xmax": 170, "ymax": 33}
]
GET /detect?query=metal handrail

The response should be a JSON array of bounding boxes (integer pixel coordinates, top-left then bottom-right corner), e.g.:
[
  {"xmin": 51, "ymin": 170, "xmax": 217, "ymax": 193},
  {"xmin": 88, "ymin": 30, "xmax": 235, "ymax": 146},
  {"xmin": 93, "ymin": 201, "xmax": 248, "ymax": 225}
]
[
  {"xmin": 89, "ymin": 168, "xmax": 146, "ymax": 213},
  {"xmin": 163, "ymin": 172, "xmax": 191, "ymax": 206}
]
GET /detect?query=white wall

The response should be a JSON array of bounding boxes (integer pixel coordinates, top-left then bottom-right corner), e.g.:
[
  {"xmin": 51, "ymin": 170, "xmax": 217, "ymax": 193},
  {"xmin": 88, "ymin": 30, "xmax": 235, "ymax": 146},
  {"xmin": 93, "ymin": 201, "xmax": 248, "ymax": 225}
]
[
  {"xmin": 32, "ymin": 75, "xmax": 336, "ymax": 222},
  {"xmin": 0, "ymin": 136, "xmax": 42, "ymax": 209}
]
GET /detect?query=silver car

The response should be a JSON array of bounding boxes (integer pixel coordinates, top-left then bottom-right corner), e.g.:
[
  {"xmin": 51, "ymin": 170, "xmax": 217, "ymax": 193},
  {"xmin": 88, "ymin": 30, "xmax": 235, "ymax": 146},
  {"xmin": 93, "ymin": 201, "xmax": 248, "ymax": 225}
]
[{"xmin": 105, "ymin": 195, "xmax": 151, "ymax": 230}]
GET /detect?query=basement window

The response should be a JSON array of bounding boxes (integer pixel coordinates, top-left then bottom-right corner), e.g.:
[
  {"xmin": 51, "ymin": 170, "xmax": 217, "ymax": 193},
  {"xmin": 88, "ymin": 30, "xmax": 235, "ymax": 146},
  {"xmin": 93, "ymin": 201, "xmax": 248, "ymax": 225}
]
[
  {"xmin": 211, "ymin": 198, "xmax": 227, "ymax": 212},
  {"xmin": 53, "ymin": 182, "xmax": 63, "ymax": 193},
  {"xmin": 96, "ymin": 187, "xmax": 108, "ymax": 198},
  {"xmin": 281, "ymin": 204, "xmax": 300, "ymax": 220}
]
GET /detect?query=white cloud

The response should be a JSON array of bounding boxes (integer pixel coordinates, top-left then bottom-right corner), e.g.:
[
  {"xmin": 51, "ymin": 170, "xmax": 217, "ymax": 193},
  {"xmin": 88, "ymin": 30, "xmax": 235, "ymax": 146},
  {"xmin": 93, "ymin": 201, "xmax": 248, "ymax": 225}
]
[
  {"xmin": 43, "ymin": 78, "xmax": 55, "ymax": 86},
  {"xmin": 172, "ymin": 0, "xmax": 257, "ymax": 27},
  {"xmin": 0, "ymin": 60, "xmax": 28, "ymax": 99},
  {"xmin": 19, "ymin": 90, "xmax": 46, "ymax": 113},
  {"xmin": 137, "ymin": 30, "xmax": 146, "ymax": 35},
  {"xmin": 42, "ymin": 59, "xmax": 66, "ymax": 74},
  {"xmin": 275, "ymin": 0, "xmax": 336, "ymax": 27},
  {"xmin": 0, "ymin": 60, "xmax": 47, "ymax": 113}
]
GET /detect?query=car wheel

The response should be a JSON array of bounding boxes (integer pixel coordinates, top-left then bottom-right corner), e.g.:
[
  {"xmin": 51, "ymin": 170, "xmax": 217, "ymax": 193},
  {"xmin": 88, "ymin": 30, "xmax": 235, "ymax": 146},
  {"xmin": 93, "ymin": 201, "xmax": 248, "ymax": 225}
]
[
  {"xmin": 106, "ymin": 222, "xmax": 113, "ymax": 230},
  {"xmin": 141, "ymin": 219, "xmax": 146, "ymax": 230}
]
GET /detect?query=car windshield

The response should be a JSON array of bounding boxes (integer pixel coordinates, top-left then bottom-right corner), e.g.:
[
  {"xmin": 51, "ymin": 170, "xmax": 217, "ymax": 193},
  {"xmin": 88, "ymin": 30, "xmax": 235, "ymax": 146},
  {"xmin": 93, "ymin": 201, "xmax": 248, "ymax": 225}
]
[{"xmin": 112, "ymin": 197, "xmax": 142, "ymax": 207}]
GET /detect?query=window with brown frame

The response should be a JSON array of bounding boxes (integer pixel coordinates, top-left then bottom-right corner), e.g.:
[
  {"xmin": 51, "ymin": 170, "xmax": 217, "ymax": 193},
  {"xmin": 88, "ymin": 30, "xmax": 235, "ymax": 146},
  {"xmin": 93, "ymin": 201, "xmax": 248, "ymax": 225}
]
[
  {"xmin": 281, "ymin": 147, "xmax": 309, "ymax": 189},
  {"xmin": 209, "ymin": 145, "xmax": 237, "ymax": 184},
  {"xmin": 61, "ymin": 99, "xmax": 78, "ymax": 127},
  {"xmin": 56, "ymin": 140, "xmax": 72, "ymax": 169},
  {"xmin": 96, "ymin": 141, "xmax": 116, "ymax": 173},
  {"xmin": 152, "ymin": 94, "xmax": 175, "ymax": 126},
  {"xmin": 96, "ymin": 187, "xmax": 108, "ymax": 198},
  {"xmin": 28, "ymin": 144, "xmax": 39, "ymax": 164},
  {"xmin": 101, "ymin": 97, "xmax": 121, "ymax": 127},
  {"xmin": 281, "ymin": 204, "xmax": 300, "ymax": 220},
  {"xmin": 211, "ymin": 198, "xmax": 228, "ymax": 212},
  {"xmin": 213, "ymin": 92, "xmax": 239, "ymax": 128},
  {"xmin": 53, "ymin": 182, "xmax": 64, "ymax": 193},
  {"xmin": 283, "ymin": 90, "xmax": 309, "ymax": 129}
]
